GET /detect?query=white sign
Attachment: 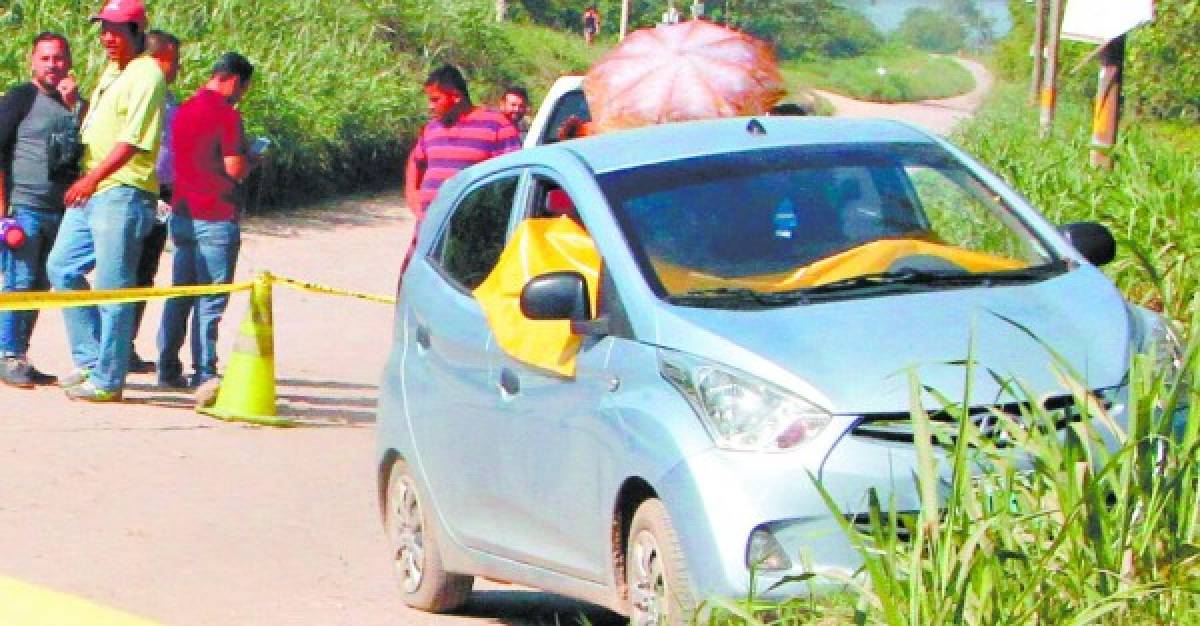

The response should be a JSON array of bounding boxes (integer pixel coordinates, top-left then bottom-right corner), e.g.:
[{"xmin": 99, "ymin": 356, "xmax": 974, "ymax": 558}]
[{"xmin": 1061, "ymin": 0, "xmax": 1154, "ymax": 44}]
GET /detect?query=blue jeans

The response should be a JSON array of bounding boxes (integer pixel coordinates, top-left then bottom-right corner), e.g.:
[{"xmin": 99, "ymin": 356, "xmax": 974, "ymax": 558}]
[
  {"xmin": 0, "ymin": 206, "xmax": 63, "ymax": 357},
  {"xmin": 46, "ymin": 185, "xmax": 155, "ymax": 391},
  {"xmin": 157, "ymin": 214, "xmax": 240, "ymax": 385}
]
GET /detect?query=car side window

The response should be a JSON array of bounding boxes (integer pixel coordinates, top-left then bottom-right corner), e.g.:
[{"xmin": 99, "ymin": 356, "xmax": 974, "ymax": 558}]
[
  {"xmin": 540, "ymin": 90, "xmax": 591, "ymax": 145},
  {"xmin": 432, "ymin": 176, "xmax": 519, "ymax": 290}
]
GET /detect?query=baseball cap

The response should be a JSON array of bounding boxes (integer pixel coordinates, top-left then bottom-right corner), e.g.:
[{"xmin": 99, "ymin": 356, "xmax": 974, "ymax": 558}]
[{"xmin": 91, "ymin": 0, "xmax": 149, "ymax": 30}]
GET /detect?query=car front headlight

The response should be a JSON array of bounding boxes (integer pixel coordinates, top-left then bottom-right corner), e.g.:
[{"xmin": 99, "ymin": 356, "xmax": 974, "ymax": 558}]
[{"xmin": 659, "ymin": 349, "xmax": 831, "ymax": 452}]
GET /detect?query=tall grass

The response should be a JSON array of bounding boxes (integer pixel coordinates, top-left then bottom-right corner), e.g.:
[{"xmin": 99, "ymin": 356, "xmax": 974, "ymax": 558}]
[
  {"xmin": 953, "ymin": 84, "xmax": 1200, "ymax": 327},
  {"xmin": 811, "ymin": 333, "xmax": 1198, "ymax": 625},
  {"xmin": 782, "ymin": 47, "xmax": 974, "ymax": 103},
  {"xmin": 0, "ymin": 0, "xmax": 595, "ymax": 210}
]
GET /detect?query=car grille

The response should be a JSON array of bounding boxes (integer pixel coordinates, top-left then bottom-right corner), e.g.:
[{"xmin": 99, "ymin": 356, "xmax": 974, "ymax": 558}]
[{"xmin": 850, "ymin": 392, "xmax": 1110, "ymax": 446}]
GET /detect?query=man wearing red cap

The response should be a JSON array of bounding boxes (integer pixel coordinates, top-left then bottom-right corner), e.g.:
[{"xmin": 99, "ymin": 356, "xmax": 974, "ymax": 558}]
[{"xmin": 46, "ymin": 0, "xmax": 166, "ymax": 402}]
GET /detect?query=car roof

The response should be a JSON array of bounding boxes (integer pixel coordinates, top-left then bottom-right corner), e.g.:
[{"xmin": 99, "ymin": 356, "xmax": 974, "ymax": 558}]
[{"xmin": 552, "ymin": 116, "xmax": 938, "ymax": 174}]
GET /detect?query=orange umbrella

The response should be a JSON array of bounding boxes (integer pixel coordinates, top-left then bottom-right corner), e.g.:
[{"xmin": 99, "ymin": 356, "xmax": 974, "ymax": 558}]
[{"xmin": 583, "ymin": 20, "xmax": 786, "ymax": 133}]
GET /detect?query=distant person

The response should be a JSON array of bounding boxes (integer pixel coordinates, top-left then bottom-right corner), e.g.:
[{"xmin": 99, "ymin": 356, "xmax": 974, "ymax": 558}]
[
  {"xmin": 128, "ymin": 28, "xmax": 181, "ymax": 374},
  {"xmin": 499, "ymin": 85, "xmax": 530, "ymax": 142},
  {"xmin": 0, "ymin": 32, "xmax": 83, "ymax": 389},
  {"xmin": 582, "ymin": 6, "xmax": 600, "ymax": 45},
  {"xmin": 48, "ymin": 0, "xmax": 166, "ymax": 402},
  {"xmin": 157, "ymin": 52, "xmax": 258, "ymax": 392},
  {"xmin": 402, "ymin": 65, "xmax": 521, "ymax": 275}
]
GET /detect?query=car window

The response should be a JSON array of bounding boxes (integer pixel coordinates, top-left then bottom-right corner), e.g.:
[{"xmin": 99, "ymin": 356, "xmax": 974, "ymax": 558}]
[
  {"xmin": 598, "ymin": 142, "xmax": 1059, "ymax": 300},
  {"xmin": 431, "ymin": 176, "xmax": 519, "ymax": 290},
  {"xmin": 539, "ymin": 89, "xmax": 591, "ymax": 145}
]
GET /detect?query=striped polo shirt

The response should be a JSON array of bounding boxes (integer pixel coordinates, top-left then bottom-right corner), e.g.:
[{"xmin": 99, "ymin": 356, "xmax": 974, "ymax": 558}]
[{"xmin": 412, "ymin": 106, "xmax": 521, "ymax": 213}]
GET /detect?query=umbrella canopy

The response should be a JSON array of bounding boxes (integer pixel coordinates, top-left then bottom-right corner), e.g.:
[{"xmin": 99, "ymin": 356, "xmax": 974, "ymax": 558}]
[{"xmin": 583, "ymin": 20, "xmax": 786, "ymax": 133}]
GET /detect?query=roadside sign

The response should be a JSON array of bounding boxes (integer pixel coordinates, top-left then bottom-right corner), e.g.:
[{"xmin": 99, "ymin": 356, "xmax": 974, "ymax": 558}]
[{"xmin": 1061, "ymin": 0, "xmax": 1153, "ymax": 43}]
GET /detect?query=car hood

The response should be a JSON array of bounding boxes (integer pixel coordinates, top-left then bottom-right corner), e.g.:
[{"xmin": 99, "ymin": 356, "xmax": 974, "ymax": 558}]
[{"xmin": 650, "ymin": 268, "xmax": 1132, "ymax": 414}]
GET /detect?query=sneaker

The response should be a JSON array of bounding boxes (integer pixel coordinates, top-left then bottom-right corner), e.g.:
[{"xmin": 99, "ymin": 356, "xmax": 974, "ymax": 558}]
[
  {"xmin": 59, "ymin": 367, "xmax": 91, "ymax": 388},
  {"xmin": 128, "ymin": 350, "xmax": 156, "ymax": 374},
  {"xmin": 194, "ymin": 377, "xmax": 221, "ymax": 409},
  {"xmin": 27, "ymin": 364, "xmax": 57, "ymax": 386},
  {"xmin": 157, "ymin": 374, "xmax": 191, "ymax": 390},
  {"xmin": 64, "ymin": 380, "xmax": 122, "ymax": 402},
  {"xmin": 0, "ymin": 356, "xmax": 34, "ymax": 389}
]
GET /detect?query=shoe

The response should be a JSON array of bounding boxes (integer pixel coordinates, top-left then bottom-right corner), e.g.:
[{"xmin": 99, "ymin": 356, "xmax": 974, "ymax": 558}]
[
  {"xmin": 128, "ymin": 351, "xmax": 156, "ymax": 374},
  {"xmin": 0, "ymin": 356, "xmax": 34, "ymax": 389},
  {"xmin": 27, "ymin": 364, "xmax": 57, "ymax": 386},
  {"xmin": 194, "ymin": 377, "xmax": 221, "ymax": 409},
  {"xmin": 157, "ymin": 374, "xmax": 191, "ymax": 390},
  {"xmin": 60, "ymin": 367, "xmax": 91, "ymax": 388},
  {"xmin": 64, "ymin": 380, "xmax": 122, "ymax": 402}
]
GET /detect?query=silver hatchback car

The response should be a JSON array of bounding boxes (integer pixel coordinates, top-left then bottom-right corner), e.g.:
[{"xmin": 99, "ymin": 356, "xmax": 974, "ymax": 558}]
[{"xmin": 377, "ymin": 117, "xmax": 1176, "ymax": 625}]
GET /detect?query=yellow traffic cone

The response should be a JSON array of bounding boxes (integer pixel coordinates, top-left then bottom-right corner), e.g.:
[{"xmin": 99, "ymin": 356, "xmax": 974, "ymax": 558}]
[{"xmin": 198, "ymin": 272, "xmax": 292, "ymax": 427}]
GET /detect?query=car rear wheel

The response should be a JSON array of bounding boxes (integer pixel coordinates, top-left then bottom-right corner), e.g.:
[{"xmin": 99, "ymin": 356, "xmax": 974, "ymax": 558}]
[
  {"xmin": 627, "ymin": 499, "xmax": 696, "ymax": 626},
  {"xmin": 385, "ymin": 459, "xmax": 473, "ymax": 612}
]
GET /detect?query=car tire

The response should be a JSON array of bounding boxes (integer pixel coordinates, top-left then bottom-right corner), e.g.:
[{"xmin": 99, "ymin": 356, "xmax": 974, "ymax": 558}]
[
  {"xmin": 626, "ymin": 499, "xmax": 697, "ymax": 626},
  {"xmin": 384, "ymin": 459, "xmax": 473, "ymax": 613}
]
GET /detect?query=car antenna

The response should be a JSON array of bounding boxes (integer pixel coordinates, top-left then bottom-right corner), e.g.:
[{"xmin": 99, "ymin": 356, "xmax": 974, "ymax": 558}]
[{"xmin": 746, "ymin": 119, "xmax": 767, "ymax": 135}]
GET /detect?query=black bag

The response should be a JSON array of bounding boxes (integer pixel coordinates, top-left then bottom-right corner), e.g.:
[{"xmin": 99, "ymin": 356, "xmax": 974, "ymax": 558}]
[{"xmin": 46, "ymin": 111, "xmax": 83, "ymax": 180}]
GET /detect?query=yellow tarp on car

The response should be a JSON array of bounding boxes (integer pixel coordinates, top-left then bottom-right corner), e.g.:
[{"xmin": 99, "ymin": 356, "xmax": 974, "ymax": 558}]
[
  {"xmin": 652, "ymin": 238, "xmax": 1025, "ymax": 294},
  {"xmin": 474, "ymin": 217, "xmax": 601, "ymax": 377}
]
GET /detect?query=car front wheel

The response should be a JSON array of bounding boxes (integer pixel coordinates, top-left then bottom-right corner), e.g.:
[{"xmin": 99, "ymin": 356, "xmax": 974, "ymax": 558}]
[
  {"xmin": 384, "ymin": 459, "xmax": 473, "ymax": 612},
  {"xmin": 627, "ymin": 499, "xmax": 696, "ymax": 626}
]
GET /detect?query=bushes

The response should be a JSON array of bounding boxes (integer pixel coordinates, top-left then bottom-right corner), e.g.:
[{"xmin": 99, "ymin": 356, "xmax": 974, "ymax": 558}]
[{"xmin": 896, "ymin": 7, "xmax": 967, "ymax": 53}]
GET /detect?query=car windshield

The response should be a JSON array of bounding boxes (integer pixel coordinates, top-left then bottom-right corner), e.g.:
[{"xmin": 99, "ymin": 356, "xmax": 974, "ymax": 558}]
[{"xmin": 597, "ymin": 142, "xmax": 1061, "ymax": 307}]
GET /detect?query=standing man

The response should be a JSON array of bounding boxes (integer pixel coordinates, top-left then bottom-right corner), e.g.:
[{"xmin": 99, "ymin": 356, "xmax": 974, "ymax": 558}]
[
  {"xmin": 47, "ymin": 0, "xmax": 165, "ymax": 402},
  {"xmin": 405, "ymin": 65, "xmax": 521, "ymax": 222},
  {"xmin": 157, "ymin": 52, "xmax": 256, "ymax": 391},
  {"xmin": 0, "ymin": 32, "xmax": 82, "ymax": 388},
  {"xmin": 128, "ymin": 29, "xmax": 181, "ymax": 373},
  {"xmin": 499, "ymin": 85, "xmax": 530, "ymax": 142},
  {"xmin": 582, "ymin": 6, "xmax": 600, "ymax": 45}
]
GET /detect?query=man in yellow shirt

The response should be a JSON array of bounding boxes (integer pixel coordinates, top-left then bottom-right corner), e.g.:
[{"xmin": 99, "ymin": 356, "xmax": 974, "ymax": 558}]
[{"xmin": 46, "ymin": 0, "xmax": 165, "ymax": 402}]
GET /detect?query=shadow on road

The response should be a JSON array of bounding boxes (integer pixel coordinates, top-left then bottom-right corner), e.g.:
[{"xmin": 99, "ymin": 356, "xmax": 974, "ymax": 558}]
[{"xmin": 461, "ymin": 589, "xmax": 626, "ymax": 626}]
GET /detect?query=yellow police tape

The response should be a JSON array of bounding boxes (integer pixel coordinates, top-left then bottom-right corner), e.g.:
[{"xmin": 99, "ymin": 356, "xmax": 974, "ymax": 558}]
[{"xmin": 0, "ymin": 272, "xmax": 395, "ymax": 311}]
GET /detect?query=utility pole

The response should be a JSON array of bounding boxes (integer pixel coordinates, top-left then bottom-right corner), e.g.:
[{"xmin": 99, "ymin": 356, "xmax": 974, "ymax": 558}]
[
  {"xmin": 1029, "ymin": 0, "xmax": 1047, "ymax": 105},
  {"xmin": 620, "ymin": 0, "xmax": 630, "ymax": 40},
  {"xmin": 1090, "ymin": 35, "xmax": 1125, "ymax": 169},
  {"xmin": 1038, "ymin": 0, "xmax": 1064, "ymax": 137},
  {"xmin": 495, "ymin": 0, "xmax": 506, "ymax": 21}
]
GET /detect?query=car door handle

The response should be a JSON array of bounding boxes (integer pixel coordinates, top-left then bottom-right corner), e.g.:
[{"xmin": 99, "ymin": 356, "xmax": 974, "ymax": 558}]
[
  {"xmin": 415, "ymin": 324, "xmax": 431, "ymax": 351},
  {"xmin": 498, "ymin": 368, "xmax": 520, "ymax": 397}
]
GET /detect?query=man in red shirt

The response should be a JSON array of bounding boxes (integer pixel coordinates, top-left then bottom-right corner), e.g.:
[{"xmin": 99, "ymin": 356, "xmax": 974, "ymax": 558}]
[{"xmin": 156, "ymin": 52, "xmax": 256, "ymax": 390}]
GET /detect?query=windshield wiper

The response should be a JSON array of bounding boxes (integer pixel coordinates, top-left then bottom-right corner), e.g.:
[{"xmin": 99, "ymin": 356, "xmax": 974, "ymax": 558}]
[
  {"xmin": 667, "ymin": 287, "xmax": 809, "ymax": 308},
  {"xmin": 796, "ymin": 260, "xmax": 1069, "ymax": 297}
]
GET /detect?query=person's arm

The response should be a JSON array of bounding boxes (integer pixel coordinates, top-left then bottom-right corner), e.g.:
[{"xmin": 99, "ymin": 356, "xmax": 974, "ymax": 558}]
[
  {"xmin": 63, "ymin": 142, "xmax": 140, "ymax": 206},
  {"xmin": 220, "ymin": 114, "xmax": 251, "ymax": 184},
  {"xmin": 404, "ymin": 150, "xmax": 425, "ymax": 221},
  {"xmin": 0, "ymin": 169, "xmax": 7, "ymax": 216}
]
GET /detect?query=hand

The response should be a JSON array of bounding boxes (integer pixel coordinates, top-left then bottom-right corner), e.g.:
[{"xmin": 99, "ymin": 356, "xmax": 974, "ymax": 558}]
[
  {"xmin": 64, "ymin": 175, "xmax": 99, "ymax": 208},
  {"xmin": 58, "ymin": 75, "xmax": 80, "ymax": 111}
]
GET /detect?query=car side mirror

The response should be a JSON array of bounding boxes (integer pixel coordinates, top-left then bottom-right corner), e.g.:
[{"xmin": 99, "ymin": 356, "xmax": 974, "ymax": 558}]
[
  {"xmin": 1061, "ymin": 221, "xmax": 1116, "ymax": 266},
  {"xmin": 521, "ymin": 271, "xmax": 592, "ymax": 322}
]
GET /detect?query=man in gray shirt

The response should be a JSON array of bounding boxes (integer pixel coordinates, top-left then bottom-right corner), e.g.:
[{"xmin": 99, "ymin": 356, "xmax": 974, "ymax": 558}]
[{"xmin": 0, "ymin": 32, "xmax": 82, "ymax": 388}]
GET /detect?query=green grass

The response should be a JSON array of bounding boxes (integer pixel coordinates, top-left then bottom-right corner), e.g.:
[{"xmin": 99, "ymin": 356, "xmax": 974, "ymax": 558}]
[
  {"xmin": 782, "ymin": 47, "xmax": 975, "ymax": 103},
  {"xmin": 950, "ymin": 84, "xmax": 1200, "ymax": 327}
]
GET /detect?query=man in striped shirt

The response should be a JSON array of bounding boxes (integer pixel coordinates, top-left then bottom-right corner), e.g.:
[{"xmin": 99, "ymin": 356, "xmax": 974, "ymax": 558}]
[{"xmin": 404, "ymin": 64, "xmax": 521, "ymax": 222}]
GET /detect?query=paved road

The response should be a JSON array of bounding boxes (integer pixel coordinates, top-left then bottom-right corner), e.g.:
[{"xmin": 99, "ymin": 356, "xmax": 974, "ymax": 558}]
[{"xmin": 0, "ymin": 67, "xmax": 993, "ymax": 624}]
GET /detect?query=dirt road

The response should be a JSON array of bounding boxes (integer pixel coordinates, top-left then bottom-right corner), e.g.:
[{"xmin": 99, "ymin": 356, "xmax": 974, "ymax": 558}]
[{"xmin": 0, "ymin": 64, "xmax": 992, "ymax": 625}]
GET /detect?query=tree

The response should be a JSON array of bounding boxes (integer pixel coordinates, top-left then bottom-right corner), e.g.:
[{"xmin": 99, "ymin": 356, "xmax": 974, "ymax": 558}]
[{"xmin": 896, "ymin": 7, "xmax": 967, "ymax": 54}]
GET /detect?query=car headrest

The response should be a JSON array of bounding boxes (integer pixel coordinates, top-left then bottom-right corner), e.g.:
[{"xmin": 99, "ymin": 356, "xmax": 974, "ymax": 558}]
[{"xmin": 545, "ymin": 189, "xmax": 577, "ymax": 219}]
